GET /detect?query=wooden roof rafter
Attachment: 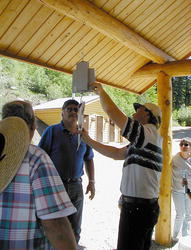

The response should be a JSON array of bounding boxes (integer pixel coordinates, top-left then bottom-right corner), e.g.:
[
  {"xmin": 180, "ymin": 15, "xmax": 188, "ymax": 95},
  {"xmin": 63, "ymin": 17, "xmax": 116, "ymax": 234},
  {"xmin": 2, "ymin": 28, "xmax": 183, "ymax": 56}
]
[
  {"xmin": 132, "ymin": 60, "xmax": 191, "ymax": 78},
  {"xmin": 39, "ymin": 0, "xmax": 174, "ymax": 64}
]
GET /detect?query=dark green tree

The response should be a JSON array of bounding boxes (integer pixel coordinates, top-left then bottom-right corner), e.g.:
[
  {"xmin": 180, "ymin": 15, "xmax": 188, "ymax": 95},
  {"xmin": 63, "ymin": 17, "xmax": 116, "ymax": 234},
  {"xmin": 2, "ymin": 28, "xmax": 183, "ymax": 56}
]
[{"xmin": 172, "ymin": 76, "xmax": 191, "ymax": 109}]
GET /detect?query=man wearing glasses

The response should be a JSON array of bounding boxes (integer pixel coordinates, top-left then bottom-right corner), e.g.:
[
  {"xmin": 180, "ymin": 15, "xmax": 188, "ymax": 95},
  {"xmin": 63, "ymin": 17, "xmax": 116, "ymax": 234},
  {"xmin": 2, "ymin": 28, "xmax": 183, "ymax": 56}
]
[
  {"xmin": 38, "ymin": 99, "xmax": 95, "ymax": 249},
  {"xmin": 172, "ymin": 137, "xmax": 191, "ymax": 241}
]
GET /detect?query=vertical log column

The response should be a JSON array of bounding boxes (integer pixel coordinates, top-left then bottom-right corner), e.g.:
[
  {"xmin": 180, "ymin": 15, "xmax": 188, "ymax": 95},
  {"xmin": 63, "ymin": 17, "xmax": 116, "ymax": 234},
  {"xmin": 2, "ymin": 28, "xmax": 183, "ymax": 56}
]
[{"xmin": 155, "ymin": 72, "xmax": 172, "ymax": 246}]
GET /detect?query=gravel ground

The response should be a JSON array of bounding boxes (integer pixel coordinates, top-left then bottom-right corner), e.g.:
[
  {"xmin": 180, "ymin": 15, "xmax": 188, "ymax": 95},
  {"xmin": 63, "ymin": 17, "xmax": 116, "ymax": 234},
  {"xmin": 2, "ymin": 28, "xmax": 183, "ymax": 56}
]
[
  {"xmin": 79, "ymin": 133, "xmax": 191, "ymax": 250},
  {"xmin": 150, "ymin": 241, "xmax": 178, "ymax": 250}
]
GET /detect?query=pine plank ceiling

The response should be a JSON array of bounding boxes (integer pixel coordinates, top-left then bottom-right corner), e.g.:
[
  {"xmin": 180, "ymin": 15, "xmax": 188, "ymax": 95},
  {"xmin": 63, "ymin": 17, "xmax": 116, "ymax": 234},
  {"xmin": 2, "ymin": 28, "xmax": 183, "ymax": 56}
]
[{"xmin": 0, "ymin": 0, "xmax": 190, "ymax": 94}]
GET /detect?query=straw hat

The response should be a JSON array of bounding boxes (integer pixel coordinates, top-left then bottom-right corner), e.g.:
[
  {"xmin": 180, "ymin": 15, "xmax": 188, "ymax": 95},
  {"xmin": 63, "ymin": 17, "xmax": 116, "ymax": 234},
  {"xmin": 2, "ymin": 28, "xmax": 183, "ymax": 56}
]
[
  {"xmin": 0, "ymin": 117, "xmax": 30, "ymax": 193},
  {"xmin": 133, "ymin": 102, "xmax": 162, "ymax": 127}
]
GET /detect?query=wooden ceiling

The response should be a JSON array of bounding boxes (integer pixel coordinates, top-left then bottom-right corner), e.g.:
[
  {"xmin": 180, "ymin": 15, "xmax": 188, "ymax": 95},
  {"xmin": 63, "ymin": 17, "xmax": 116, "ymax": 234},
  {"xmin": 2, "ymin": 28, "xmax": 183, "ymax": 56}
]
[{"xmin": 0, "ymin": 0, "xmax": 190, "ymax": 94}]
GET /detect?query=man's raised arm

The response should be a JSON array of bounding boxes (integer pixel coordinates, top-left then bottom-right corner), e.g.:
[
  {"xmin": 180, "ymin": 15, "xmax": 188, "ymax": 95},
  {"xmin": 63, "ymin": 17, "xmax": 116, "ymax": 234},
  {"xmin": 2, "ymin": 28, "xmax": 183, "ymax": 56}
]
[{"xmin": 90, "ymin": 82, "xmax": 127, "ymax": 129}]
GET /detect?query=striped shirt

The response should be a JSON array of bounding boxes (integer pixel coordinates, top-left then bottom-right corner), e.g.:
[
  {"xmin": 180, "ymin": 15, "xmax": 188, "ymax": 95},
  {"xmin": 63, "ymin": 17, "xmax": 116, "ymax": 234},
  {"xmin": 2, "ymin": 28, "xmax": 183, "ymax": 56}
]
[
  {"xmin": 0, "ymin": 145, "xmax": 76, "ymax": 250},
  {"xmin": 121, "ymin": 118, "xmax": 163, "ymax": 199}
]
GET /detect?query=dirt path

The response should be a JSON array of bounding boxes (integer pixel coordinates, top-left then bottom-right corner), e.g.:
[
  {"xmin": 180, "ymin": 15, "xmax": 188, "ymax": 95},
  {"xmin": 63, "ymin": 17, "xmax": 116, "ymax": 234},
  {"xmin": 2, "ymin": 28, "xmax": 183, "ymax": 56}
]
[{"xmin": 81, "ymin": 149, "xmax": 122, "ymax": 250}]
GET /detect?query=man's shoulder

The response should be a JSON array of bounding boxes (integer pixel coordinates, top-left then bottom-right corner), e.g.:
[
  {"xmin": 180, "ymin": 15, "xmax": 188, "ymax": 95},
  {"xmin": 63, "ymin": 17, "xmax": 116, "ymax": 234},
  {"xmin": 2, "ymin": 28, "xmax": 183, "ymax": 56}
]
[
  {"xmin": 29, "ymin": 144, "xmax": 47, "ymax": 156},
  {"xmin": 144, "ymin": 123, "xmax": 157, "ymax": 130},
  {"xmin": 43, "ymin": 123, "xmax": 62, "ymax": 135},
  {"xmin": 142, "ymin": 124, "xmax": 163, "ymax": 149},
  {"xmin": 144, "ymin": 124, "xmax": 162, "ymax": 137},
  {"xmin": 172, "ymin": 153, "xmax": 181, "ymax": 162},
  {"xmin": 47, "ymin": 123, "xmax": 61, "ymax": 130},
  {"xmin": 27, "ymin": 144, "xmax": 54, "ymax": 167}
]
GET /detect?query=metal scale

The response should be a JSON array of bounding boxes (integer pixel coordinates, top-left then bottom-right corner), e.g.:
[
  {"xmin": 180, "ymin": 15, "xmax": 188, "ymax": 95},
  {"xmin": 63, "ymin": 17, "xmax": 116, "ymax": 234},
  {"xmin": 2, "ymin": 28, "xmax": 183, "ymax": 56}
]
[{"xmin": 72, "ymin": 61, "xmax": 95, "ymax": 150}]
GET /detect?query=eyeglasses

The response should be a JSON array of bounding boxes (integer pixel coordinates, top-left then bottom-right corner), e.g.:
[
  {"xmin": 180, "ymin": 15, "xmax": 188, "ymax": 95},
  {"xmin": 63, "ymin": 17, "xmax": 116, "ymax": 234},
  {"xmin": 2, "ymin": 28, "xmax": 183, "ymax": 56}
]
[
  {"xmin": 179, "ymin": 142, "xmax": 190, "ymax": 147},
  {"xmin": 65, "ymin": 107, "xmax": 79, "ymax": 113}
]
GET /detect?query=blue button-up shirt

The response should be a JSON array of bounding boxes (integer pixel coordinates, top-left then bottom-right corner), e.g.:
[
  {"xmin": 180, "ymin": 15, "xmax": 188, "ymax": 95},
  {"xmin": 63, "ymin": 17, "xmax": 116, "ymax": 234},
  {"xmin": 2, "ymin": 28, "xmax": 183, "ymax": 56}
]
[{"xmin": 38, "ymin": 122, "xmax": 94, "ymax": 180}]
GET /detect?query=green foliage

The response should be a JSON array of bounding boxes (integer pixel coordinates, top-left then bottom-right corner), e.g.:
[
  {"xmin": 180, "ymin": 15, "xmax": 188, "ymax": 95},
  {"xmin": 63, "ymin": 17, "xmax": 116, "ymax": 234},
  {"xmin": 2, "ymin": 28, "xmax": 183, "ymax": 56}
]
[
  {"xmin": 0, "ymin": 56, "xmax": 72, "ymax": 102},
  {"xmin": 173, "ymin": 106, "xmax": 191, "ymax": 126},
  {"xmin": 172, "ymin": 117, "xmax": 180, "ymax": 127},
  {"xmin": 23, "ymin": 65, "xmax": 72, "ymax": 99},
  {"xmin": 0, "ymin": 57, "xmax": 74, "ymax": 118},
  {"xmin": 172, "ymin": 77, "xmax": 191, "ymax": 126},
  {"xmin": 104, "ymin": 84, "xmax": 158, "ymax": 116},
  {"xmin": 138, "ymin": 84, "xmax": 158, "ymax": 104},
  {"xmin": 104, "ymin": 85, "xmax": 137, "ymax": 116}
]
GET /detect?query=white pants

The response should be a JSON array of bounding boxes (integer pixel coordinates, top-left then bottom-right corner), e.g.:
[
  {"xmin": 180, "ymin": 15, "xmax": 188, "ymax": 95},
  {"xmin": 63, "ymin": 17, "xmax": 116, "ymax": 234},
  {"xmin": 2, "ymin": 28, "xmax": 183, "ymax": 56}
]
[{"xmin": 172, "ymin": 190, "xmax": 191, "ymax": 238}]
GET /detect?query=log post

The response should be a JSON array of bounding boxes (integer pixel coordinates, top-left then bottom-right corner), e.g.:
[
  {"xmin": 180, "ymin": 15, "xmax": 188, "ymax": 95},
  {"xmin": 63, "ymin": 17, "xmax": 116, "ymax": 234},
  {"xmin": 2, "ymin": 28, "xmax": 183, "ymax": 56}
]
[{"xmin": 155, "ymin": 72, "xmax": 172, "ymax": 245}]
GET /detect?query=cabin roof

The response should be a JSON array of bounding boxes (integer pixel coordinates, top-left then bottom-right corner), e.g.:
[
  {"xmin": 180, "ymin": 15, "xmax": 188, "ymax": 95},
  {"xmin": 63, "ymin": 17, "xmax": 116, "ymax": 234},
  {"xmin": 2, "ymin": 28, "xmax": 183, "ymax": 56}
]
[
  {"xmin": 33, "ymin": 95, "xmax": 107, "ymax": 125},
  {"xmin": 33, "ymin": 95, "xmax": 99, "ymax": 110}
]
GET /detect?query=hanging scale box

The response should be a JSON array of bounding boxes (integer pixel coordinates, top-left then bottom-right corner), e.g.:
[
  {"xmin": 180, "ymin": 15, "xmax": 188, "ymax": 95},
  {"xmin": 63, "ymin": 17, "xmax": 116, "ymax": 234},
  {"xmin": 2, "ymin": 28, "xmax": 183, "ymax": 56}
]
[{"xmin": 72, "ymin": 61, "xmax": 96, "ymax": 93}]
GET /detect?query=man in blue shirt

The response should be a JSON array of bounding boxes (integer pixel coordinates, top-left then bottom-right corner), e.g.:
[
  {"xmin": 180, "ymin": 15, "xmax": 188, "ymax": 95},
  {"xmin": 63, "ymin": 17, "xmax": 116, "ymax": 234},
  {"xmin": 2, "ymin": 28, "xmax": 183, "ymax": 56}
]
[{"xmin": 38, "ymin": 99, "xmax": 95, "ymax": 246}]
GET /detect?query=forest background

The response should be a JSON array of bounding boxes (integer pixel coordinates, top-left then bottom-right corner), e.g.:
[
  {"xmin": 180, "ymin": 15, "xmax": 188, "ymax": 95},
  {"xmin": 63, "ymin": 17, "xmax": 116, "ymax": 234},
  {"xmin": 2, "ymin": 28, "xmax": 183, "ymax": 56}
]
[{"xmin": 1, "ymin": 57, "xmax": 191, "ymax": 126}]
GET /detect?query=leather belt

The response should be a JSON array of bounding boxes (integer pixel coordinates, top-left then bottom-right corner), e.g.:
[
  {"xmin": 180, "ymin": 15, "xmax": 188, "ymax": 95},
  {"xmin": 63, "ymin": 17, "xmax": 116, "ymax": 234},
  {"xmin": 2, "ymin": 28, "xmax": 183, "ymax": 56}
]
[
  {"xmin": 122, "ymin": 195, "xmax": 158, "ymax": 204},
  {"xmin": 63, "ymin": 178, "xmax": 82, "ymax": 183}
]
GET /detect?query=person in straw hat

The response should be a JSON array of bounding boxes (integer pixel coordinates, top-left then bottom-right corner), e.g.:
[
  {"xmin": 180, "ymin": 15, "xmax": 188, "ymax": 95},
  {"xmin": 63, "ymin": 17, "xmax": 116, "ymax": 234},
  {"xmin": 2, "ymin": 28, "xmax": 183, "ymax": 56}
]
[
  {"xmin": 0, "ymin": 100, "xmax": 77, "ymax": 250},
  {"xmin": 79, "ymin": 82, "xmax": 163, "ymax": 250}
]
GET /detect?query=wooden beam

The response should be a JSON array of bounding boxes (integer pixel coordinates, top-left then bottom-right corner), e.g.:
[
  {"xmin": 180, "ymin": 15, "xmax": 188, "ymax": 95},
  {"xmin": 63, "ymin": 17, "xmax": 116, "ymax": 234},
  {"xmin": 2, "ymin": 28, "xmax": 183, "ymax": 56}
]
[
  {"xmin": 39, "ymin": 0, "xmax": 174, "ymax": 64},
  {"xmin": 132, "ymin": 60, "xmax": 191, "ymax": 78},
  {"xmin": 96, "ymin": 78, "xmax": 140, "ymax": 95},
  {"xmin": 155, "ymin": 72, "xmax": 172, "ymax": 246}
]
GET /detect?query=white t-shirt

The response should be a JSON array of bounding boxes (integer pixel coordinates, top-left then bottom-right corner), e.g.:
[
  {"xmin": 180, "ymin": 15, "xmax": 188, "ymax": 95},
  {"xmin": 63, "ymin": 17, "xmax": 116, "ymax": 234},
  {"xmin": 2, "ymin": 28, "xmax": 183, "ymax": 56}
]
[
  {"xmin": 121, "ymin": 118, "xmax": 163, "ymax": 199},
  {"xmin": 172, "ymin": 153, "xmax": 191, "ymax": 193}
]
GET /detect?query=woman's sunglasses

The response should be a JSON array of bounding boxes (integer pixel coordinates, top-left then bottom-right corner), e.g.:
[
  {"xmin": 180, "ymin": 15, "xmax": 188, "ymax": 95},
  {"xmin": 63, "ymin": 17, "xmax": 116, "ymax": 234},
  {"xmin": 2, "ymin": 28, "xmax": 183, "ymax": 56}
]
[{"xmin": 179, "ymin": 142, "xmax": 190, "ymax": 147}]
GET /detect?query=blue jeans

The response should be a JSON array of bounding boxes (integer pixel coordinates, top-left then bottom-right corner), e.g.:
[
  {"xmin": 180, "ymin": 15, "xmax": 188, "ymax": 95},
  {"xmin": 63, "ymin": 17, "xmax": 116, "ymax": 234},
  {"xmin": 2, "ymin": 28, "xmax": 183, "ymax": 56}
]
[
  {"xmin": 117, "ymin": 201, "xmax": 159, "ymax": 250},
  {"xmin": 172, "ymin": 190, "xmax": 191, "ymax": 238},
  {"xmin": 64, "ymin": 181, "xmax": 84, "ymax": 243}
]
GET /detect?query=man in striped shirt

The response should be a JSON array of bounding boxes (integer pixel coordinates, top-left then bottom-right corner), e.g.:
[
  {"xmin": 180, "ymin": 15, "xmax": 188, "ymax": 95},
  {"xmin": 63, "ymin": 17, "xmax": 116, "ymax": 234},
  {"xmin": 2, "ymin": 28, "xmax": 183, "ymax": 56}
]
[{"xmin": 80, "ymin": 82, "xmax": 163, "ymax": 250}]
